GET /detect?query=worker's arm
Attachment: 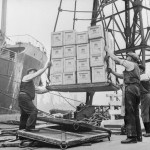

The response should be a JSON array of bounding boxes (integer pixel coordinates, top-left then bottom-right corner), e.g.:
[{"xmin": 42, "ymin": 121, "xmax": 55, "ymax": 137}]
[
  {"xmin": 35, "ymin": 86, "xmax": 49, "ymax": 94},
  {"xmin": 108, "ymin": 68, "xmax": 123, "ymax": 79},
  {"xmin": 105, "ymin": 46, "xmax": 134, "ymax": 71},
  {"xmin": 22, "ymin": 61, "xmax": 52, "ymax": 82},
  {"xmin": 140, "ymin": 73, "xmax": 150, "ymax": 81}
]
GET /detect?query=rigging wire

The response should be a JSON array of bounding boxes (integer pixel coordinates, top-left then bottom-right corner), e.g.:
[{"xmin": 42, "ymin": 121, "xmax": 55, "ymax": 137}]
[
  {"xmin": 48, "ymin": 91, "xmax": 83, "ymax": 103},
  {"xmin": 58, "ymin": 92, "xmax": 76, "ymax": 109}
]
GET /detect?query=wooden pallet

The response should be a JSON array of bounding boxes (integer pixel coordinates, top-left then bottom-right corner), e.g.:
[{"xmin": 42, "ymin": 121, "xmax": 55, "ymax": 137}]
[
  {"xmin": 17, "ymin": 127, "xmax": 110, "ymax": 149},
  {"xmin": 46, "ymin": 82, "xmax": 119, "ymax": 92},
  {"xmin": 37, "ymin": 116, "xmax": 111, "ymax": 134}
]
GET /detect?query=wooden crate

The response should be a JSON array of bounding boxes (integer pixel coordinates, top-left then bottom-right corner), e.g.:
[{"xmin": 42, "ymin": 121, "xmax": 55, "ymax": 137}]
[
  {"xmin": 64, "ymin": 45, "xmax": 76, "ymax": 57},
  {"xmin": 90, "ymin": 54, "xmax": 105, "ymax": 67},
  {"xmin": 89, "ymin": 38, "xmax": 105, "ymax": 55},
  {"xmin": 63, "ymin": 72, "xmax": 76, "ymax": 84},
  {"xmin": 64, "ymin": 57, "xmax": 76, "ymax": 72},
  {"xmin": 88, "ymin": 25, "xmax": 104, "ymax": 39},
  {"xmin": 92, "ymin": 66, "xmax": 107, "ymax": 83},
  {"xmin": 76, "ymin": 31, "xmax": 88, "ymax": 44},
  {"xmin": 51, "ymin": 46, "xmax": 63, "ymax": 58},
  {"xmin": 77, "ymin": 59, "xmax": 90, "ymax": 71},
  {"xmin": 63, "ymin": 30, "xmax": 76, "ymax": 45},
  {"xmin": 51, "ymin": 31, "xmax": 63, "ymax": 47},
  {"xmin": 50, "ymin": 73, "xmax": 63, "ymax": 85},
  {"xmin": 77, "ymin": 70, "xmax": 91, "ymax": 84},
  {"xmin": 77, "ymin": 44, "xmax": 90, "ymax": 59},
  {"xmin": 51, "ymin": 58, "xmax": 63, "ymax": 73}
]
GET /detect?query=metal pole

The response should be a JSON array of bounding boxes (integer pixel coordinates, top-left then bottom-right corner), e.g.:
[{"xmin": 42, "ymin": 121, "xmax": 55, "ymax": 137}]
[
  {"xmin": 48, "ymin": 0, "xmax": 63, "ymax": 81},
  {"xmin": 73, "ymin": 0, "xmax": 77, "ymax": 30},
  {"xmin": 53, "ymin": 0, "xmax": 63, "ymax": 32}
]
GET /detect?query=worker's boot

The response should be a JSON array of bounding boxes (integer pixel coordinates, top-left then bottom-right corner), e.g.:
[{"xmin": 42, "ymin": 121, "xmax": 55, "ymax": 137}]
[
  {"xmin": 25, "ymin": 128, "xmax": 40, "ymax": 132},
  {"xmin": 137, "ymin": 136, "xmax": 142, "ymax": 142},
  {"xmin": 143, "ymin": 122, "xmax": 150, "ymax": 137},
  {"xmin": 121, "ymin": 137, "xmax": 137, "ymax": 144}
]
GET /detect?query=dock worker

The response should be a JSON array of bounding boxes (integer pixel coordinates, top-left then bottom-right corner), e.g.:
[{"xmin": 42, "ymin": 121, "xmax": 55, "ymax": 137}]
[
  {"xmin": 139, "ymin": 64, "xmax": 150, "ymax": 137},
  {"xmin": 18, "ymin": 60, "xmax": 52, "ymax": 132},
  {"xmin": 105, "ymin": 46, "xmax": 142, "ymax": 144}
]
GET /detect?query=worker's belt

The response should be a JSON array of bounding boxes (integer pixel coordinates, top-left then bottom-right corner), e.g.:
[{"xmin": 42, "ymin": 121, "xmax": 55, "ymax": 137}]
[{"xmin": 19, "ymin": 92, "xmax": 32, "ymax": 100}]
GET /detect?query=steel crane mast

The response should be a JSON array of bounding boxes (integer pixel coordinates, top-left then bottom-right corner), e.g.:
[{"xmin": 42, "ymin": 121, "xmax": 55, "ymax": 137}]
[{"xmin": 91, "ymin": 0, "xmax": 150, "ymax": 66}]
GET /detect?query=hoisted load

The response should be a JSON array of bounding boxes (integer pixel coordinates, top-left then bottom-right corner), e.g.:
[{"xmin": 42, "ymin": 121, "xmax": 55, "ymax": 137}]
[{"xmin": 47, "ymin": 25, "xmax": 119, "ymax": 92}]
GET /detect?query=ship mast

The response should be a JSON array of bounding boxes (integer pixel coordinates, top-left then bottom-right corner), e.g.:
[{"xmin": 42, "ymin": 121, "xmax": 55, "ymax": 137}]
[{"xmin": 0, "ymin": 0, "xmax": 7, "ymax": 46}]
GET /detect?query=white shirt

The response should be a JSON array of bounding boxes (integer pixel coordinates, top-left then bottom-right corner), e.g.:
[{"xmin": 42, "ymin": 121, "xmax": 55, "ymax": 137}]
[
  {"xmin": 140, "ymin": 73, "xmax": 150, "ymax": 81},
  {"xmin": 120, "ymin": 60, "xmax": 134, "ymax": 71}
]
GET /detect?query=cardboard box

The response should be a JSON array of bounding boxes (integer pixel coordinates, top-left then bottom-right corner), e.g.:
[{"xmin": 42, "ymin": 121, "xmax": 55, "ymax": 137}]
[
  {"xmin": 77, "ymin": 59, "xmax": 90, "ymax": 71},
  {"xmin": 76, "ymin": 31, "xmax": 88, "ymax": 44},
  {"xmin": 63, "ymin": 72, "xmax": 76, "ymax": 84},
  {"xmin": 88, "ymin": 25, "xmax": 104, "ymax": 39},
  {"xmin": 51, "ymin": 46, "xmax": 63, "ymax": 58},
  {"xmin": 51, "ymin": 58, "xmax": 63, "ymax": 73},
  {"xmin": 77, "ymin": 44, "xmax": 89, "ymax": 59},
  {"xmin": 64, "ymin": 57, "xmax": 76, "ymax": 72},
  {"xmin": 63, "ymin": 30, "xmax": 76, "ymax": 45},
  {"xmin": 92, "ymin": 66, "xmax": 107, "ymax": 83},
  {"xmin": 64, "ymin": 45, "xmax": 76, "ymax": 57},
  {"xmin": 90, "ymin": 38, "xmax": 105, "ymax": 55},
  {"xmin": 77, "ymin": 71, "xmax": 91, "ymax": 84},
  {"xmin": 90, "ymin": 54, "xmax": 105, "ymax": 67},
  {"xmin": 51, "ymin": 31, "xmax": 63, "ymax": 47},
  {"xmin": 50, "ymin": 73, "xmax": 63, "ymax": 85}
]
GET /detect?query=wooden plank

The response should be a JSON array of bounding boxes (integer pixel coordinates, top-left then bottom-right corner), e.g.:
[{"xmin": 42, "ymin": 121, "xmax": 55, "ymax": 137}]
[
  {"xmin": 37, "ymin": 116, "xmax": 111, "ymax": 134},
  {"xmin": 17, "ymin": 127, "xmax": 110, "ymax": 148},
  {"xmin": 47, "ymin": 82, "xmax": 119, "ymax": 92}
]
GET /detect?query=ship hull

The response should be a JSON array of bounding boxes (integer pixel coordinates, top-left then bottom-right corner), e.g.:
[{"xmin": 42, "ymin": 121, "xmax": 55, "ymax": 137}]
[{"xmin": 0, "ymin": 43, "xmax": 47, "ymax": 114}]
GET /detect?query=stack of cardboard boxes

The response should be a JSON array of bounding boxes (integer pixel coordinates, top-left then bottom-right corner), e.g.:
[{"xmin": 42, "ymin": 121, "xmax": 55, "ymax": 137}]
[{"xmin": 50, "ymin": 25, "xmax": 116, "ymax": 85}]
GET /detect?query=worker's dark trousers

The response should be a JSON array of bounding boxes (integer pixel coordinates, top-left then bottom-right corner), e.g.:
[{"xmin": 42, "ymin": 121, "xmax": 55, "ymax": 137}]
[
  {"xmin": 124, "ymin": 84, "xmax": 142, "ymax": 138},
  {"xmin": 18, "ymin": 94, "xmax": 38, "ymax": 130}
]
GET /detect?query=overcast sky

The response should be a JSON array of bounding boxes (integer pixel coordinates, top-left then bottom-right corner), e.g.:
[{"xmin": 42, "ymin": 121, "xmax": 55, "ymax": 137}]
[{"xmin": 0, "ymin": 0, "xmax": 93, "ymax": 55}]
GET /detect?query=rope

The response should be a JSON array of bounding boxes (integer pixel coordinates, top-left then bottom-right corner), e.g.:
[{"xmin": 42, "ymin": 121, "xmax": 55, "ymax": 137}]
[
  {"xmin": 49, "ymin": 92, "xmax": 83, "ymax": 103},
  {"xmin": 0, "ymin": 106, "xmax": 19, "ymax": 113},
  {"xmin": 58, "ymin": 92, "xmax": 76, "ymax": 109}
]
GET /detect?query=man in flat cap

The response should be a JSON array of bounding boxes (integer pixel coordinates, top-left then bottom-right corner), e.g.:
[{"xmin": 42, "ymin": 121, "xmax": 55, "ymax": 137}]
[
  {"xmin": 105, "ymin": 46, "xmax": 142, "ymax": 144},
  {"xmin": 18, "ymin": 60, "xmax": 52, "ymax": 132}
]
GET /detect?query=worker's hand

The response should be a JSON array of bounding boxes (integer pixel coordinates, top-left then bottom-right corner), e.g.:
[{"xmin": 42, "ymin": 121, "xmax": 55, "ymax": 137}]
[
  {"xmin": 46, "ymin": 61, "xmax": 52, "ymax": 68},
  {"xmin": 104, "ymin": 45, "xmax": 109, "ymax": 52},
  {"xmin": 107, "ymin": 68, "xmax": 112, "ymax": 73}
]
